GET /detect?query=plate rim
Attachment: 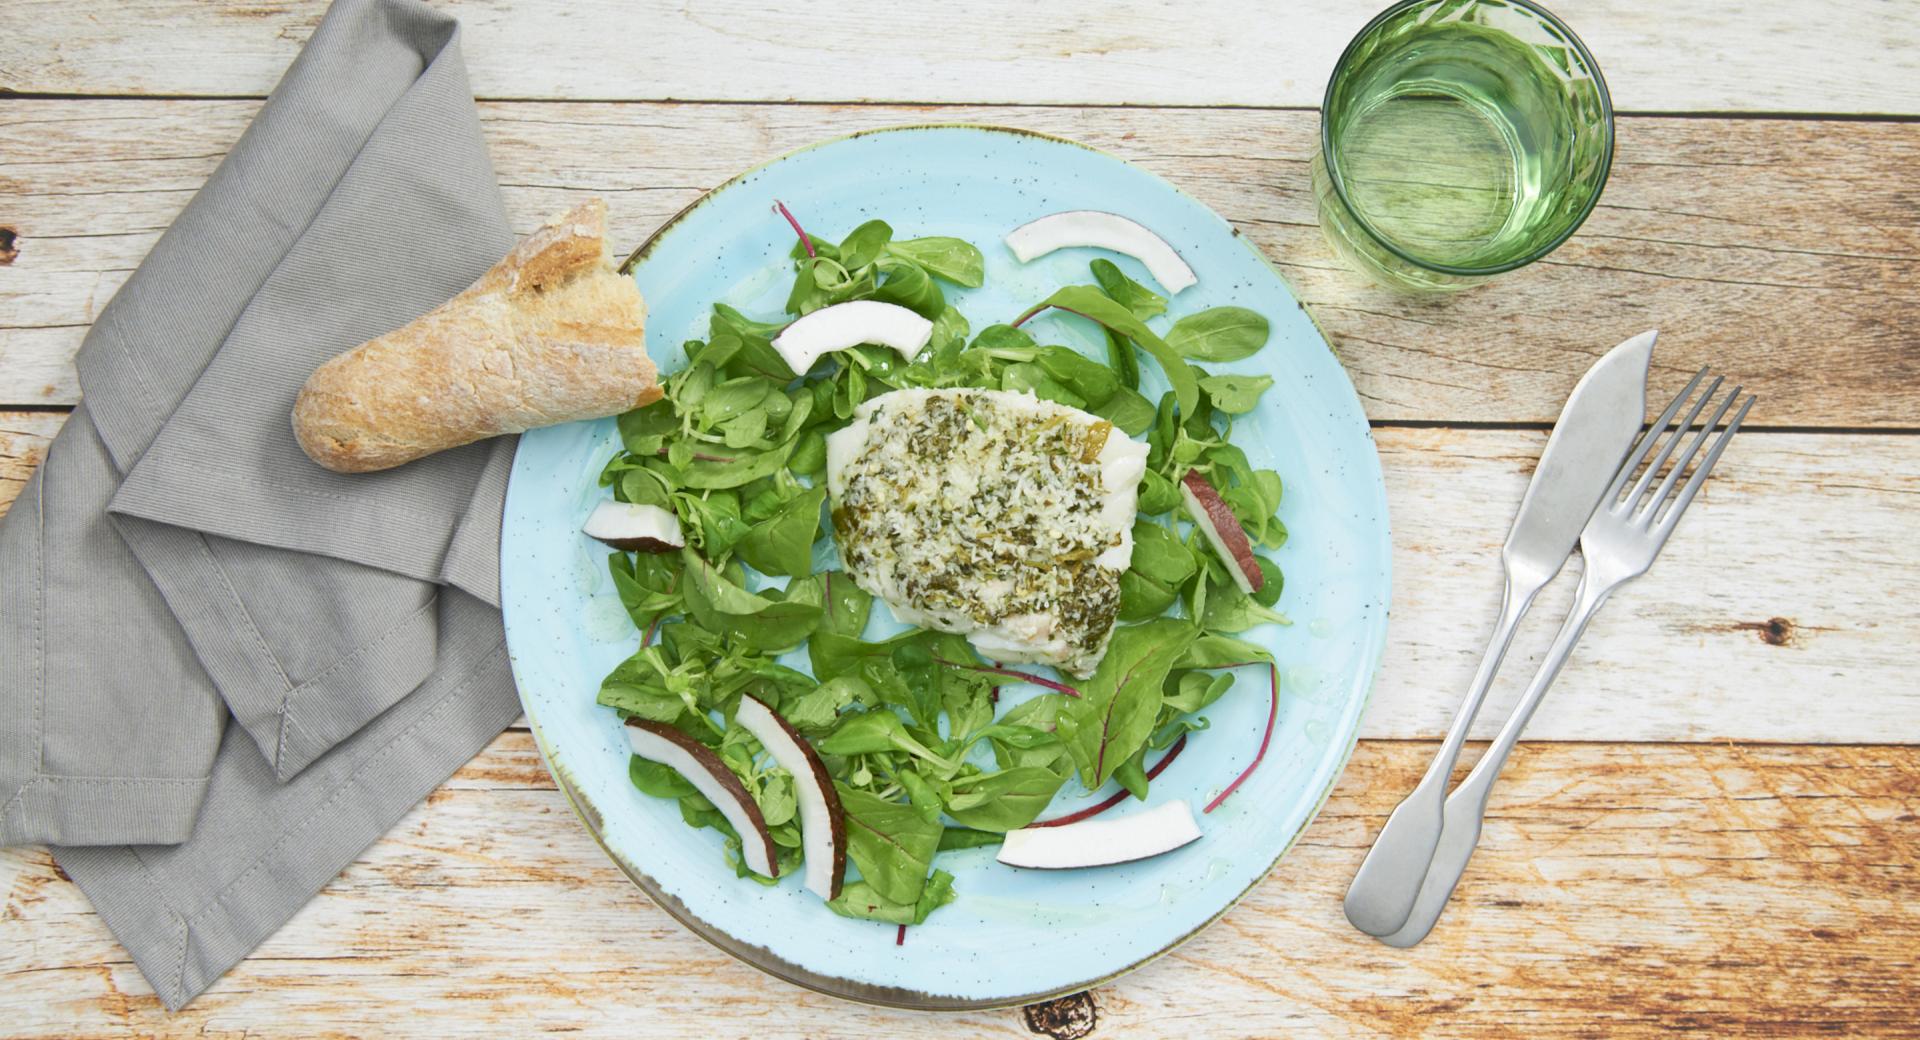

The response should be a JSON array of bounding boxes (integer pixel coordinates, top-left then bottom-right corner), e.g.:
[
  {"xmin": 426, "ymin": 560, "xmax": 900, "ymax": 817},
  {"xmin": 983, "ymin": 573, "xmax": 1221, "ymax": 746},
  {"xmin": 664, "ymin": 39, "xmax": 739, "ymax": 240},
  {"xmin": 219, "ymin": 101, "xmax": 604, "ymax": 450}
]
[{"xmin": 503, "ymin": 121, "xmax": 1392, "ymax": 1011}]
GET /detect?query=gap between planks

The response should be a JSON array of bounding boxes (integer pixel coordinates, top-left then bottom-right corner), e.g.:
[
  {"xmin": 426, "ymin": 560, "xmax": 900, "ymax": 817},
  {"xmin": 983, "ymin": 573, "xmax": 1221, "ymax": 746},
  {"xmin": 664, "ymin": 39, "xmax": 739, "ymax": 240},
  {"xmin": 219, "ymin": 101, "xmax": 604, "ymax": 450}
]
[
  {"xmin": 3, "ymin": 103, "xmax": 1916, "ymax": 425},
  {"xmin": 2, "ymin": 733, "xmax": 1914, "ymax": 1038}
]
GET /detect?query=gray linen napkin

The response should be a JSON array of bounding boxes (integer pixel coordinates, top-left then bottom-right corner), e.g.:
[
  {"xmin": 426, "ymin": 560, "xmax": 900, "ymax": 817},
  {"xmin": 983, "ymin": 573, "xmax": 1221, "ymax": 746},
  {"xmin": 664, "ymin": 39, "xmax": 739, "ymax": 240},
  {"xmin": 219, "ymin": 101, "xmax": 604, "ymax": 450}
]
[{"xmin": 0, "ymin": 0, "xmax": 529, "ymax": 1008}]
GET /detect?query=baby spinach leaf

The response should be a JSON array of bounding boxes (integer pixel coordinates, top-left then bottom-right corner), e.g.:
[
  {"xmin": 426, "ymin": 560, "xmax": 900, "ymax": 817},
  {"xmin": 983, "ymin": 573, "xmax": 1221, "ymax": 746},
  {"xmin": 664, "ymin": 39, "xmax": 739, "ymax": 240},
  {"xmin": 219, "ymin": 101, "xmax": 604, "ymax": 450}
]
[
  {"xmin": 788, "ymin": 429, "xmax": 828, "ymax": 476},
  {"xmin": 1118, "ymin": 569, "xmax": 1178, "ymax": 622},
  {"xmin": 779, "ymin": 674, "xmax": 867, "ymax": 732},
  {"xmin": 736, "ymin": 485, "xmax": 826, "ymax": 577},
  {"xmin": 1024, "ymin": 286, "xmax": 1198, "ymax": 416},
  {"xmin": 1202, "ymin": 580, "xmax": 1291, "ymax": 633},
  {"xmin": 1177, "ymin": 633, "xmax": 1273, "ymax": 670},
  {"xmin": 674, "ymin": 440, "xmax": 795, "ymax": 490},
  {"xmin": 938, "ymin": 827, "xmax": 1005, "ymax": 852},
  {"xmin": 1137, "ymin": 468, "xmax": 1181, "ymax": 515},
  {"xmin": 618, "ymin": 401, "xmax": 678, "ymax": 457},
  {"xmin": 837, "ymin": 785, "xmax": 943, "ymax": 905},
  {"xmin": 711, "ymin": 301, "xmax": 788, "ymax": 341},
  {"xmin": 839, "ymin": 219, "xmax": 894, "ymax": 270},
  {"xmin": 1104, "ymin": 329, "xmax": 1141, "ymax": 391},
  {"xmin": 944, "ymin": 766, "xmax": 1068, "ymax": 832},
  {"xmin": 700, "ymin": 376, "xmax": 771, "ymax": 426},
  {"xmin": 897, "ymin": 770, "xmax": 946, "ymax": 823},
  {"xmin": 873, "ymin": 256, "xmax": 946, "ymax": 319},
  {"xmin": 1131, "ymin": 520, "xmax": 1197, "ymax": 587},
  {"xmin": 629, "ymin": 755, "xmax": 698, "ymax": 799},
  {"xmin": 1113, "ymin": 746, "xmax": 1150, "ymax": 800},
  {"xmin": 1056, "ymin": 619, "xmax": 1197, "ymax": 789},
  {"xmin": 889, "ymin": 237, "xmax": 986, "ymax": 287},
  {"xmin": 1092, "ymin": 386, "xmax": 1156, "ymax": 436},
  {"xmin": 1198, "ymin": 373, "xmax": 1274, "ymax": 414},
  {"xmin": 680, "ymin": 549, "xmax": 820, "ymax": 651},
  {"xmin": 1001, "ymin": 362, "xmax": 1087, "ymax": 410},
  {"xmin": 1090, "ymin": 258, "xmax": 1167, "ymax": 321},
  {"xmin": 755, "ymin": 769, "xmax": 798, "ymax": 827},
  {"xmin": 1165, "ymin": 306, "xmax": 1270, "ymax": 362},
  {"xmin": 1253, "ymin": 557, "xmax": 1285, "ymax": 607},
  {"xmin": 1163, "ymin": 670, "xmax": 1235, "ymax": 714},
  {"xmin": 827, "ymin": 868, "xmax": 956, "ymax": 925},
  {"xmin": 607, "ymin": 551, "xmax": 682, "ymax": 628},
  {"xmin": 1033, "ymin": 345, "xmax": 1120, "ymax": 405}
]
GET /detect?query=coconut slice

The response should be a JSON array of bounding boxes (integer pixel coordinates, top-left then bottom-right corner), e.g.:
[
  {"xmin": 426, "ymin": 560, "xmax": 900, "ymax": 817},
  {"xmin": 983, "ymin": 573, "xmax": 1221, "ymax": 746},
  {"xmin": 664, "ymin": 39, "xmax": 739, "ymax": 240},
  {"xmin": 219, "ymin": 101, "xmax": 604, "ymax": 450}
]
[
  {"xmin": 735, "ymin": 694, "xmax": 846, "ymax": 900},
  {"xmin": 1004, "ymin": 211, "xmax": 1197, "ymax": 294},
  {"xmin": 1180, "ymin": 470, "xmax": 1263, "ymax": 596},
  {"xmin": 625, "ymin": 719, "xmax": 778, "ymax": 878},
  {"xmin": 770, "ymin": 301, "xmax": 933, "ymax": 375},
  {"xmin": 583, "ymin": 500, "xmax": 685, "ymax": 553},
  {"xmin": 998, "ymin": 799, "xmax": 1202, "ymax": 869}
]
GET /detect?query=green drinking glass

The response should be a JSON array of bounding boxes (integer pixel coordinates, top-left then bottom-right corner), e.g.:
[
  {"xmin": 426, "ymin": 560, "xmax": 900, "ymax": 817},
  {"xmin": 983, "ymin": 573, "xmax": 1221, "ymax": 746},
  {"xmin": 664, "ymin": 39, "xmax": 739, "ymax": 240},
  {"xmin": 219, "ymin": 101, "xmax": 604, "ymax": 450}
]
[{"xmin": 1313, "ymin": 0, "xmax": 1613, "ymax": 291}]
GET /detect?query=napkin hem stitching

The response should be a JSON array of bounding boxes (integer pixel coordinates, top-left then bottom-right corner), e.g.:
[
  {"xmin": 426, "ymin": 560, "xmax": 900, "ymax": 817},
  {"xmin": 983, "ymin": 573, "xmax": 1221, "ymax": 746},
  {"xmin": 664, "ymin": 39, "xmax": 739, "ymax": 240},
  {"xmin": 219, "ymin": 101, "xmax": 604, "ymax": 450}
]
[{"xmin": 180, "ymin": 636, "xmax": 508, "ymax": 928}]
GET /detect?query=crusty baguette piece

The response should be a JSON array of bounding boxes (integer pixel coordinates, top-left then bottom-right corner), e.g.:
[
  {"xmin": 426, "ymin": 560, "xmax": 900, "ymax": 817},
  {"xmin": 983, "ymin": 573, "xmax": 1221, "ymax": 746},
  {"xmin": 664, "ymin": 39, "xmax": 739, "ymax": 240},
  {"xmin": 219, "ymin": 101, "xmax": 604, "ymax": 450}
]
[{"xmin": 293, "ymin": 197, "xmax": 659, "ymax": 473}]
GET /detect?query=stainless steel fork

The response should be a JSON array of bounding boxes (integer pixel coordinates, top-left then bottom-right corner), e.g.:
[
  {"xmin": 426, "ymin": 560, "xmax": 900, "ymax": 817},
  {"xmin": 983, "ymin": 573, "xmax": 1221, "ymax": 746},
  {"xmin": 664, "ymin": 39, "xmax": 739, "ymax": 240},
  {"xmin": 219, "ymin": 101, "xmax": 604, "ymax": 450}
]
[{"xmin": 1374, "ymin": 369, "xmax": 1756, "ymax": 948}]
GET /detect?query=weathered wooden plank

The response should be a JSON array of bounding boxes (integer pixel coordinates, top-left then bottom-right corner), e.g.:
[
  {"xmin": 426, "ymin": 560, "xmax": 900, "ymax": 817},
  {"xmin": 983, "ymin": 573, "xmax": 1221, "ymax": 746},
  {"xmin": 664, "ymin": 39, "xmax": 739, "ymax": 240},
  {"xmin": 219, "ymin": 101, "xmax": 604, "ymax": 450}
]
[
  {"xmin": 3, "ymin": 732, "xmax": 1914, "ymax": 1037},
  {"xmin": 1, "ymin": 0, "xmax": 1917, "ymax": 114},
  {"xmin": 4, "ymin": 101, "xmax": 1917, "ymax": 424},
  {"xmin": 0, "ymin": 411, "xmax": 61, "ymax": 514},
  {"xmin": 3, "ymin": 412, "xmax": 1912, "ymax": 743}
]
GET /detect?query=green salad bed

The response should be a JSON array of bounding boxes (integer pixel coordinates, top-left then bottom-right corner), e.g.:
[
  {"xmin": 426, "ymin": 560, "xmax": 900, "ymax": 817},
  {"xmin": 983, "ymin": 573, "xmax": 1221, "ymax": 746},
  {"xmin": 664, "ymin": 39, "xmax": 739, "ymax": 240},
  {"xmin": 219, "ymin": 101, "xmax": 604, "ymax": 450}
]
[{"xmin": 590, "ymin": 207, "xmax": 1290, "ymax": 927}]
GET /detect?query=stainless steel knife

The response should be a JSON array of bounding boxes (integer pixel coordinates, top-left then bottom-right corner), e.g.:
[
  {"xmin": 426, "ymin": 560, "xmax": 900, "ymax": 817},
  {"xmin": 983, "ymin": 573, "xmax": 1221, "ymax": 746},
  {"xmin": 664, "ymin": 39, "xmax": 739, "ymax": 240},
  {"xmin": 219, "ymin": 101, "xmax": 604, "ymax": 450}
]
[{"xmin": 1342, "ymin": 329, "xmax": 1657, "ymax": 938}]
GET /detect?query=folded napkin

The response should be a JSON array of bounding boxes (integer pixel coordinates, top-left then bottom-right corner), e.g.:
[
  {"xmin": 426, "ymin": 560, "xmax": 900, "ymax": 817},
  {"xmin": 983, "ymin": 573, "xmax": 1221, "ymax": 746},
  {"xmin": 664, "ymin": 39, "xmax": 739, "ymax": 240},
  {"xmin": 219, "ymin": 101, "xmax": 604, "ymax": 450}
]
[{"xmin": 0, "ymin": 0, "xmax": 527, "ymax": 1008}]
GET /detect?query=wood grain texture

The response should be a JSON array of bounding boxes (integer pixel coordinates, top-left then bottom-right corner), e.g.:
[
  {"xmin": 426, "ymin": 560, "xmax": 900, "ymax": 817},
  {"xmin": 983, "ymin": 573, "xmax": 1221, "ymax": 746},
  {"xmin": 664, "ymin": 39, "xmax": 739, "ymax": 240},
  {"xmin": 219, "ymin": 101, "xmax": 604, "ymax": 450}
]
[
  {"xmin": 4, "ymin": 101, "xmax": 1917, "ymax": 423},
  {"xmin": 2, "ymin": 0, "xmax": 1917, "ymax": 114},
  {"xmin": 2, "ymin": 412, "xmax": 1911, "ymax": 743},
  {"xmin": 3, "ymin": 732, "xmax": 1914, "ymax": 1038}
]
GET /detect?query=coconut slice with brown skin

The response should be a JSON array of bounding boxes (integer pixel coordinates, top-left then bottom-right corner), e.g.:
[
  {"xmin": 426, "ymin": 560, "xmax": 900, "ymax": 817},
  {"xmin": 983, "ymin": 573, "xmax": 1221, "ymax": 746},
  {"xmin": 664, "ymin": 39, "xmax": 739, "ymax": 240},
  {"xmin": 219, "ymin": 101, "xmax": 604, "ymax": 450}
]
[
  {"xmin": 583, "ymin": 500, "xmax": 685, "ymax": 553},
  {"xmin": 735, "ymin": 694, "xmax": 846, "ymax": 900},
  {"xmin": 1180, "ymin": 470, "xmax": 1263, "ymax": 596},
  {"xmin": 998, "ymin": 799, "xmax": 1203, "ymax": 869},
  {"xmin": 625, "ymin": 718, "xmax": 777, "ymax": 878}
]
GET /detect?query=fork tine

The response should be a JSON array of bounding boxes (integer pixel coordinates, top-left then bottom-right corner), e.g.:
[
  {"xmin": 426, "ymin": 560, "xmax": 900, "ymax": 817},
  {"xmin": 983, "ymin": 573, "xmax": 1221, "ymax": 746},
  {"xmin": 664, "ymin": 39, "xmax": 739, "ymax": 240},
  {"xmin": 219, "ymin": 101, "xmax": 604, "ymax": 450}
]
[
  {"xmin": 1641, "ymin": 383, "xmax": 1743, "ymax": 524},
  {"xmin": 1605, "ymin": 366, "xmax": 1709, "ymax": 507},
  {"xmin": 1625, "ymin": 374, "xmax": 1722, "ymax": 513},
  {"xmin": 1654, "ymin": 393, "xmax": 1756, "ymax": 537}
]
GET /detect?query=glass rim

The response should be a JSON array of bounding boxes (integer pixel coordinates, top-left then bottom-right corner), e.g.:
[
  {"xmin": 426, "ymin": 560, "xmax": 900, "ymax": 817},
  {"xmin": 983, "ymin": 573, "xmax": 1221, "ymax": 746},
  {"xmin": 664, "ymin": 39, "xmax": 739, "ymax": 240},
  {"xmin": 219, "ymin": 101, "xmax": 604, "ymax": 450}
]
[{"xmin": 1319, "ymin": 0, "xmax": 1616, "ymax": 277}]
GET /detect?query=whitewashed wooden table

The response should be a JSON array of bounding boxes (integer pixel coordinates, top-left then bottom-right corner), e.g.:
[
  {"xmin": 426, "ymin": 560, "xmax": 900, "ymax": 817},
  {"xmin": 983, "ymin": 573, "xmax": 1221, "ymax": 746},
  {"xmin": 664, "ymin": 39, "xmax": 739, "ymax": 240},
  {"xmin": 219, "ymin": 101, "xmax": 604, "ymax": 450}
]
[{"xmin": 3, "ymin": 2, "xmax": 1918, "ymax": 1036}]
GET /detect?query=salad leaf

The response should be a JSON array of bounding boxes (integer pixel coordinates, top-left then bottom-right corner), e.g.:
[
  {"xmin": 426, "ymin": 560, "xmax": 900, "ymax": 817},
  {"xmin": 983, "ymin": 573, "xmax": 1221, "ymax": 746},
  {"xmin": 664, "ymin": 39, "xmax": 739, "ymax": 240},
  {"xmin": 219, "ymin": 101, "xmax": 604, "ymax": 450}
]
[
  {"xmin": 1091, "ymin": 386, "xmax": 1156, "ymax": 436},
  {"xmin": 1022, "ymin": 286, "xmax": 1198, "ymax": 416},
  {"xmin": 629, "ymin": 755, "xmax": 698, "ymax": 799},
  {"xmin": 839, "ymin": 219, "xmax": 893, "ymax": 270},
  {"xmin": 889, "ymin": 237, "xmax": 986, "ymax": 287},
  {"xmin": 1057, "ymin": 619, "xmax": 1197, "ymax": 789},
  {"xmin": 1198, "ymin": 373, "xmax": 1273, "ymax": 414},
  {"xmin": 736, "ymin": 485, "xmax": 826, "ymax": 577},
  {"xmin": 680, "ymin": 549, "xmax": 821, "ymax": 651},
  {"xmin": 1090, "ymin": 258, "xmax": 1167, "ymax": 321},
  {"xmin": 873, "ymin": 256, "xmax": 946, "ymax": 319},
  {"xmin": 944, "ymin": 766, "xmax": 1068, "ymax": 832},
  {"xmin": 837, "ymin": 785, "xmax": 944, "ymax": 905},
  {"xmin": 938, "ymin": 827, "xmax": 1005, "ymax": 852},
  {"xmin": 828, "ymin": 868, "xmax": 957, "ymax": 925},
  {"xmin": 1165, "ymin": 306, "xmax": 1270, "ymax": 362}
]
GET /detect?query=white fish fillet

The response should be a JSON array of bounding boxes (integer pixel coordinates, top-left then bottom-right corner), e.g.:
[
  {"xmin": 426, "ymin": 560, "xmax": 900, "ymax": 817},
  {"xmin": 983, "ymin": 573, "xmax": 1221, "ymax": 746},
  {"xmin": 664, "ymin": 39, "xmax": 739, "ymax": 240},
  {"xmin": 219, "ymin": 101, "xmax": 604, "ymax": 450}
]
[{"xmin": 825, "ymin": 388, "xmax": 1148, "ymax": 677}]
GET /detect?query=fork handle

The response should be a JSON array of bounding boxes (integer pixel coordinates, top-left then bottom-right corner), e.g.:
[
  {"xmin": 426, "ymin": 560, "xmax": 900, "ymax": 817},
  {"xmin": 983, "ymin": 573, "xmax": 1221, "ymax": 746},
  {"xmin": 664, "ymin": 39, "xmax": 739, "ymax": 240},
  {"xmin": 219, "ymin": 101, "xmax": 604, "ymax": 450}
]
[
  {"xmin": 1375, "ymin": 568, "xmax": 1620, "ymax": 947},
  {"xmin": 1343, "ymin": 572, "xmax": 1541, "ymax": 936}
]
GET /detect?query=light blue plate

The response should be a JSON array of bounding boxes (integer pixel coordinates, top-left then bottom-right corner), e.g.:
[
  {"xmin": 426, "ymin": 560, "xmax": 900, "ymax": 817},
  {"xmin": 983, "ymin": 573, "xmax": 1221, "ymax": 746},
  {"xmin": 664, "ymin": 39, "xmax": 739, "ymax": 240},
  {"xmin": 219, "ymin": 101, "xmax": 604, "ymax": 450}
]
[{"xmin": 501, "ymin": 125, "xmax": 1390, "ymax": 1009}]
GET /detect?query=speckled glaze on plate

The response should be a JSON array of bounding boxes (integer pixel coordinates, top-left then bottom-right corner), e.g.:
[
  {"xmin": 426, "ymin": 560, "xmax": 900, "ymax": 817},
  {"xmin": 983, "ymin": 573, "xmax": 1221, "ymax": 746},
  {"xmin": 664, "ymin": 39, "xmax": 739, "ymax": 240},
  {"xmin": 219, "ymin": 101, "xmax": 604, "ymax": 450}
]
[{"xmin": 500, "ymin": 125, "xmax": 1390, "ymax": 1009}]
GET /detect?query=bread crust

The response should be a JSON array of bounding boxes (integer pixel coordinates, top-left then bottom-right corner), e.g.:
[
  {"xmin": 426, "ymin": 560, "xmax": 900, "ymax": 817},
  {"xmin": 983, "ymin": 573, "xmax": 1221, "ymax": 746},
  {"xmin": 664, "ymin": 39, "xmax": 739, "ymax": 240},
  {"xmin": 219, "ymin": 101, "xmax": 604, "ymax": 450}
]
[{"xmin": 293, "ymin": 197, "xmax": 659, "ymax": 473}]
